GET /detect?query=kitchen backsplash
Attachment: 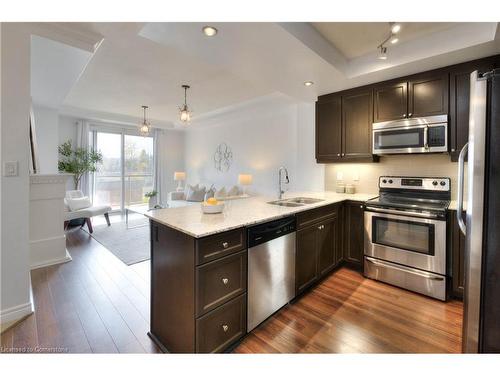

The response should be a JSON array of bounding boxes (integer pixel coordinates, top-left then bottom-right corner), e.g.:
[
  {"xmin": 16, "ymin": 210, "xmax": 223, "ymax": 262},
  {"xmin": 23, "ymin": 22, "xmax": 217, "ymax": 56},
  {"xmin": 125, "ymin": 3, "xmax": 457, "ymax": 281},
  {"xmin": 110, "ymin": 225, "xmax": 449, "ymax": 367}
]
[{"xmin": 324, "ymin": 154, "xmax": 466, "ymax": 199}]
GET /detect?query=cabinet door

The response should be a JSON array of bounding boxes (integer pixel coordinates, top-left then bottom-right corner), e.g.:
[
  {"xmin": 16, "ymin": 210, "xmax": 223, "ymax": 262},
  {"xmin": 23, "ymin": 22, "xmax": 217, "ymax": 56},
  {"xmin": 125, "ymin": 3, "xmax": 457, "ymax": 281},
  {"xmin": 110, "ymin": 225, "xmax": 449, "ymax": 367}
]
[
  {"xmin": 295, "ymin": 225, "xmax": 318, "ymax": 295},
  {"xmin": 342, "ymin": 89, "xmax": 373, "ymax": 159},
  {"xmin": 335, "ymin": 204, "xmax": 345, "ymax": 266},
  {"xmin": 408, "ymin": 72, "xmax": 448, "ymax": 117},
  {"xmin": 449, "ymin": 60, "xmax": 495, "ymax": 161},
  {"xmin": 317, "ymin": 216, "xmax": 338, "ymax": 276},
  {"xmin": 344, "ymin": 202, "xmax": 365, "ymax": 266},
  {"xmin": 373, "ymin": 81, "xmax": 408, "ymax": 122},
  {"xmin": 316, "ymin": 96, "xmax": 342, "ymax": 162}
]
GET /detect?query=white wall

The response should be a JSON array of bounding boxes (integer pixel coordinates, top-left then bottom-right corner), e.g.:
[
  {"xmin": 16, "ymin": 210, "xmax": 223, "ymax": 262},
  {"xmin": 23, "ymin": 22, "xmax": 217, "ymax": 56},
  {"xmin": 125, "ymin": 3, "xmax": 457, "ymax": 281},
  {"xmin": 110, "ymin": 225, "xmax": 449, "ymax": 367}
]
[
  {"xmin": 184, "ymin": 94, "xmax": 324, "ymax": 198},
  {"xmin": 32, "ymin": 104, "xmax": 59, "ymax": 174},
  {"xmin": 1, "ymin": 23, "xmax": 33, "ymax": 330},
  {"xmin": 157, "ymin": 129, "xmax": 185, "ymax": 203},
  {"xmin": 58, "ymin": 114, "xmax": 78, "ymax": 145}
]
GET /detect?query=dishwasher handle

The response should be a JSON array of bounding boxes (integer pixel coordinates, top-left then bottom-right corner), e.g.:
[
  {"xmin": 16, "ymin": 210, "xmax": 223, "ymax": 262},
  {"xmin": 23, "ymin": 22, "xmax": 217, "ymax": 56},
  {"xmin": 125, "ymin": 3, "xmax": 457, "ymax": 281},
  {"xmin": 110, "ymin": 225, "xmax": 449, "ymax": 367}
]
[{"xmin": 248, "ymin": 216, "xmax": 296, "ymax": 248}]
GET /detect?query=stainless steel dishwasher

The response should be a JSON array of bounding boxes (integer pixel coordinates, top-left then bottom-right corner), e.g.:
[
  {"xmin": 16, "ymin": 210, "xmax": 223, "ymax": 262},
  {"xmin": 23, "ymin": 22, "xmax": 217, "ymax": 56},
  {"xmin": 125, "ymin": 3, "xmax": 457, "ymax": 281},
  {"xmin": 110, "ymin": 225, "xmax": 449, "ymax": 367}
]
[{"xmin": 247, "ymin": 216, "xmax": 296, "ymax": 332}]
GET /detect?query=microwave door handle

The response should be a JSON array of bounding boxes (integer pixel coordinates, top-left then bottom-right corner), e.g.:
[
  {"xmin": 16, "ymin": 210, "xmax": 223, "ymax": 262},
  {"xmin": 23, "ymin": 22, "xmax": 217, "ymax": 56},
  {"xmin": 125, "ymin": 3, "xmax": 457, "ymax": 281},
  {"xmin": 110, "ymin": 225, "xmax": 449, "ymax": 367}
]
[
  {"xmin": 457, "ymin": 143, "xmax": 468, "ymax": 235},
  {"xmin": 424, "ymin": 125, "xmax": 429, "ymax": 149}
]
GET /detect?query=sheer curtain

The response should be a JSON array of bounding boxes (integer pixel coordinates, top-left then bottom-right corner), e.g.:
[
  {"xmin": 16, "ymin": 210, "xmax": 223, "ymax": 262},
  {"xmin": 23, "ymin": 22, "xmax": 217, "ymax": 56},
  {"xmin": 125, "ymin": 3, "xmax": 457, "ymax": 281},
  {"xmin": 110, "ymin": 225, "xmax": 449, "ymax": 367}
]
[
  {"xmin": 76, "ymin": 120, "xmax": 90, "ymax": 195},
  {"xmin": 154, "ymin": 129, "xmax": 168, "ymax": 205}
]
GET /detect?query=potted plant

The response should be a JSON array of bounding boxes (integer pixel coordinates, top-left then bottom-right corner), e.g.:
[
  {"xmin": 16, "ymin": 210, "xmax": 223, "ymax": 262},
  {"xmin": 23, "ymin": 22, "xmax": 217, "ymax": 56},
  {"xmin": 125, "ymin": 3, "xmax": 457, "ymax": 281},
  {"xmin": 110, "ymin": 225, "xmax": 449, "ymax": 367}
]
[
  {"xmin": 58, "ymin": 140, "xmax": 103, "ymax": 190},
  {"xmin": 145, "ymin": 190, "xmax": 158, "ymax": 209}
]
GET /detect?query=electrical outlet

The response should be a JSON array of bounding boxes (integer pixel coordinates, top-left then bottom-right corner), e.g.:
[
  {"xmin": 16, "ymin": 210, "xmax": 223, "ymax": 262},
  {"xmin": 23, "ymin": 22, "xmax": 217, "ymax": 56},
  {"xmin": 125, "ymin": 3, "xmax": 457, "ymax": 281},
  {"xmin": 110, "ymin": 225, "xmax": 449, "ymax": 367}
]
[
  {"xmin": 3, "ymin": 161, "xmax": 18, "ymax": 177},
  {"xmin": 336, "ymin": 171, "xmax": 343, "ymax": 181}
]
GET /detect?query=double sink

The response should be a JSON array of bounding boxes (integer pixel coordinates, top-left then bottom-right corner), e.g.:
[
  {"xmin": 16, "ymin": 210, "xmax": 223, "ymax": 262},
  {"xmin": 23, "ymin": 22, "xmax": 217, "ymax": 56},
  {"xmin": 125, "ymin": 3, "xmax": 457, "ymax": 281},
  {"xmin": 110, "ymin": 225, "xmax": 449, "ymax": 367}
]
[{"xmin": 267, "ymin": 197, "xmax": 324, "ymax": 207}]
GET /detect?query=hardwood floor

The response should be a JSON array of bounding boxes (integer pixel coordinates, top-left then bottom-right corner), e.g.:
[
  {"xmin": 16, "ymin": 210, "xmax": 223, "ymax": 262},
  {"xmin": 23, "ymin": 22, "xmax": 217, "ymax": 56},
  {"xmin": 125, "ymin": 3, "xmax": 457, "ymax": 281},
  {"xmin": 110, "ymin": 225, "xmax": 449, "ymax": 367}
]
[
  {"xmin": 1, "ymin": 227, "xmax": 463, "ymax": 354},
  {"xmin": 235, "ymin": 267, "xmax": 463, "ymax": 353}
]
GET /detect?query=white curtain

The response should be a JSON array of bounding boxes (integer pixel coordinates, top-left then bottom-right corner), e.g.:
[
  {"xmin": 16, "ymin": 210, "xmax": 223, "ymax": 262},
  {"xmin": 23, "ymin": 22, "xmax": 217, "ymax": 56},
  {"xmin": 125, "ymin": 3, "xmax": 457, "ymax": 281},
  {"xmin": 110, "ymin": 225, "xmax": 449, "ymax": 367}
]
[
  {"xmin": 154, "ymin": 129, "xmax": 168, "ymax": 205},
  {"xmin": 76, "ymin": 120, "xmax": 90, "ymax": 195}
]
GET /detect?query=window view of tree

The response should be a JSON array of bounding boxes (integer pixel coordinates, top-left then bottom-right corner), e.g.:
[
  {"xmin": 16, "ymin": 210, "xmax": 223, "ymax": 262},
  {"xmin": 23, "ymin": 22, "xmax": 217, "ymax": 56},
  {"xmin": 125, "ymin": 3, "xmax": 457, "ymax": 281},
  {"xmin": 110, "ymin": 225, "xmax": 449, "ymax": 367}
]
[{"xmin": 124, "ymin": 135, "xmax": 154, "ymax": 207}]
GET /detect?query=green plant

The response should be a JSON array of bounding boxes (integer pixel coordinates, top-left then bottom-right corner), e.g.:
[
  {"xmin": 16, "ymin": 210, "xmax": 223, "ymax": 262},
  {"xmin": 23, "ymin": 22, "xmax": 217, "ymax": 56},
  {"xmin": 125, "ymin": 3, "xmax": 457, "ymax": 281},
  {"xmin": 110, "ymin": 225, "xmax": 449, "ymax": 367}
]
[
  {"xmin": 58, "ymin": 140, "xmax": 103, "ymax": 189},
  {"xmin": 144, "ymin": 190, "xmax": 158, "ymax": 198}
]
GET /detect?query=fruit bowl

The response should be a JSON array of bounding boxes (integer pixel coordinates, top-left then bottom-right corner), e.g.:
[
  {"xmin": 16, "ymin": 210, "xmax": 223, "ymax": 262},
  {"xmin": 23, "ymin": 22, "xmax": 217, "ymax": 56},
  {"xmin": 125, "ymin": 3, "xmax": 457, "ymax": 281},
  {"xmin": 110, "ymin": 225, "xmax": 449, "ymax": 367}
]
[{"xmin": 201, "ymin": 201, "xmax": 225, "ymax": 214}]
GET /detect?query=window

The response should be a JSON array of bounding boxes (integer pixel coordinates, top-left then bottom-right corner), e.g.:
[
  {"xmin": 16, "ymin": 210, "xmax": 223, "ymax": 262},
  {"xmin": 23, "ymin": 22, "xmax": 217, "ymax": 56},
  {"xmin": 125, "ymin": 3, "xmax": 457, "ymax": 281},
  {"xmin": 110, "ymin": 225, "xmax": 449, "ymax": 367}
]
[{"xmin": 91, "ymin": 128, "xmax": 155, "ymax": 212}]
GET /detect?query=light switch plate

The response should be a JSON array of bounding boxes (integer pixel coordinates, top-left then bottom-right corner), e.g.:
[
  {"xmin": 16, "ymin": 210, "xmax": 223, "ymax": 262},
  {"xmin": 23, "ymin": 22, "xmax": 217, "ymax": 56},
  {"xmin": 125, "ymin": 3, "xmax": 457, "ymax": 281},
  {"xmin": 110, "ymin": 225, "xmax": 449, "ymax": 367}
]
[{"xmin": 3, "ymin": 161, "xmax": 19, "ymax": 177}]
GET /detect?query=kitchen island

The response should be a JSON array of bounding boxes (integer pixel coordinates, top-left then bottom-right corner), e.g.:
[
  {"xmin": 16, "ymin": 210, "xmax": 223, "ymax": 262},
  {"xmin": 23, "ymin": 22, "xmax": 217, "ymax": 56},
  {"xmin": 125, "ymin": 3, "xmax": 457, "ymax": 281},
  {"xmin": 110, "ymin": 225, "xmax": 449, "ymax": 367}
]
[{"xmin": 145, "ymin": 191, "xmax": 377, "ymax": 353}]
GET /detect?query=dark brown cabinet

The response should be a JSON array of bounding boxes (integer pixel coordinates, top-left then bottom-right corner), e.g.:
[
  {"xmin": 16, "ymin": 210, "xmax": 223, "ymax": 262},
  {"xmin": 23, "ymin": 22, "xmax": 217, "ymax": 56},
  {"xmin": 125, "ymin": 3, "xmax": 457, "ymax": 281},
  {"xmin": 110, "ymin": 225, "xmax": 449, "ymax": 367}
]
[
  {"xmin": 408, "ymin": 72, "xmax": 448, "ymax": 118},
  {"xmin": 449, "ymin": 210, "xmax": 466, "ymax": 300},
  {"xmin": 342, "ymin": 89, "xmax": 374, "ymax": 160},
  {"xmin": 374, "ymin": 81, "xmax": 408, "ymax": 122},
  {"xmin": 295, "ymin": 204, "xmax": 340, "ymax": 295},
  {"xmin": 344, "ymin": 201, "xmax": 365, "ymax": 267},
  {"xmin": 316, "ymin": 95, "xmax": 342, "ymax": 161}
]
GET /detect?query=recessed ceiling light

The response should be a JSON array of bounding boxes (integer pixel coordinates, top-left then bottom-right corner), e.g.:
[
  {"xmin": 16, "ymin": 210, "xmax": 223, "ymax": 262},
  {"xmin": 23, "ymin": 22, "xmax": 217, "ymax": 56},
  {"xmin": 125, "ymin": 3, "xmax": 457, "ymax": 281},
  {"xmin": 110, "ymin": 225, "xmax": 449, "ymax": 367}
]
[
  {"xmin": 391, "ymin": 23, "xmax": 401, "ymax": 34},
  {"xmin": 304, "ymin": 81, "xmax": 314, "ymax": 87},
  {"xmin": 391, "ymin": 37, "xmax": 399, "ymax": 44},
  {"xmin": 202, "ymin": 26, "xmax": 218, "ymax": 37}
]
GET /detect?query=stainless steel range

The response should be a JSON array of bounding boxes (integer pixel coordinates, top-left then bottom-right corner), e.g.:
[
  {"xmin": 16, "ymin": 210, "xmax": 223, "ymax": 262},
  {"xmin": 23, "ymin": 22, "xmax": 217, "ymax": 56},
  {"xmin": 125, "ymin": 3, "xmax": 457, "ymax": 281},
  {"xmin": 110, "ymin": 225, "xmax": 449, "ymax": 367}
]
[{"xmin": 364, "ymin": 176, "xmax": 451, "ymax": 301}]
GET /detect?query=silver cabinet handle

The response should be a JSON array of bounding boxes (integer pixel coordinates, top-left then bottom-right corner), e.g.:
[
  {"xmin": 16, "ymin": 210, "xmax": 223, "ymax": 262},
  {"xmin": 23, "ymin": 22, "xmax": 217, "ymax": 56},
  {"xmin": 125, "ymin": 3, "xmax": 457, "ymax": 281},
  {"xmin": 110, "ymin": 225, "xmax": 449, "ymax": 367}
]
[
  {"xmin": 457, "ymin": 143, "xmax": 468, "ymax": 235},
  {"xmin": 408, "ymin": 112, "xmax": 412, "ymax": 117},
  {"xmin": 222, "ymin": 242, "xmax": 229, "ymax": 249},
  {"xmin": 451, "ymin": 148, "xmax": 455, "ymax": 152},
  {"xmin": 360, "ymin": 205, "xmax": 363, "ymax": 209},
  {"xmin": 222, "ymin": 324, "xmax": 229, "ymax": 332},
  {"xmin": 222, "ymin": 278, "xmax": 229, "ymax": 285},
  {"xmin": 402, "ymin": 114, "xmax": 406, "ymax": 118},
  {"xmin": 337, "ymin": 153, "xmax": 341, "ymax": 156}
]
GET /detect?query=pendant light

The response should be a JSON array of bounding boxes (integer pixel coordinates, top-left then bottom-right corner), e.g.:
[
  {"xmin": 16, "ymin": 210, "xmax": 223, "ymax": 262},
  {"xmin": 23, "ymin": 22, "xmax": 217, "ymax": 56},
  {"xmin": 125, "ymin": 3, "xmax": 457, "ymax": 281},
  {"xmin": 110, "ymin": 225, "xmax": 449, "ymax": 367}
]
[
  {"xmin": 179, "ymin": 85, "xmax": 192, "ymax": 123},
  {"xmin": 139, "ymin": 105, "xmax": 151, "ymax": 136}
]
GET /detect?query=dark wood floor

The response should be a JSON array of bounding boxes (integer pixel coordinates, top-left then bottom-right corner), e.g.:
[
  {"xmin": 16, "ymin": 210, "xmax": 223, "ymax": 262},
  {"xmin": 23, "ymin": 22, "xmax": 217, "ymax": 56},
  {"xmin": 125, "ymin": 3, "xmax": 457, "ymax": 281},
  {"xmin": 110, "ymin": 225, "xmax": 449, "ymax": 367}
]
[{"xmin": 0, "ymin": 227, "xmax": 463, "ymax": 353}]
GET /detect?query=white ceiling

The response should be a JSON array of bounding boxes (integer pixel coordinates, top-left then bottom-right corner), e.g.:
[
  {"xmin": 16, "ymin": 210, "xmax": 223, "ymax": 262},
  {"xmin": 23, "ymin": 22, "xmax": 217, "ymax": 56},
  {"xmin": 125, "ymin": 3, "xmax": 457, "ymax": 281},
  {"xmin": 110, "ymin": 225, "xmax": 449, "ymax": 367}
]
[{"xmin": 30, "ymin": 22, "xmax": 500, "ymax": 128}]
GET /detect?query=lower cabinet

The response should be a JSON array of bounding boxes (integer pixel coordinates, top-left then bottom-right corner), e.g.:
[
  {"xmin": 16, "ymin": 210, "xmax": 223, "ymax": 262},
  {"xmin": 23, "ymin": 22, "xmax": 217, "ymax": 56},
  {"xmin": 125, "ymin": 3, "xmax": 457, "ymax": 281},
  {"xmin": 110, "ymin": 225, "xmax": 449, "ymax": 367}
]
[
  {"xmin": 295, "ymin": 204, "xmax": 340, "ymax": 295},
  {"xmin": 449, "ymin": 210, "xmax": 466, "ymax": 299},
  {"xmin": 344, "ymin": 201, "xmax": 365, "ymax": 267}
]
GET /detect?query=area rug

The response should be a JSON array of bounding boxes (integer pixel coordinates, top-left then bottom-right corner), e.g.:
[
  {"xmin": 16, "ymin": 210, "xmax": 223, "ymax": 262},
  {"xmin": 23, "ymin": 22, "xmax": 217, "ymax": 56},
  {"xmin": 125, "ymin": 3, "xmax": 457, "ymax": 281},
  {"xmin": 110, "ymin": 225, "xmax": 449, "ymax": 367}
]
[{"xmin": 83, "ymin": 217, "xmax": 150, "ymax": 266}]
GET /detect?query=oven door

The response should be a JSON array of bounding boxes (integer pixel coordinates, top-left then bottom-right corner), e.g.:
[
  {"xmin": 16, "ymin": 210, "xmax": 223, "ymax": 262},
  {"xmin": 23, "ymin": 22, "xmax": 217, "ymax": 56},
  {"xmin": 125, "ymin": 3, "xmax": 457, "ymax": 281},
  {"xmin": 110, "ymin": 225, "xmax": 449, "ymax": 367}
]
[{"xmin": 364, "ymin": 209, "xmax": 446, "ymax": 275}]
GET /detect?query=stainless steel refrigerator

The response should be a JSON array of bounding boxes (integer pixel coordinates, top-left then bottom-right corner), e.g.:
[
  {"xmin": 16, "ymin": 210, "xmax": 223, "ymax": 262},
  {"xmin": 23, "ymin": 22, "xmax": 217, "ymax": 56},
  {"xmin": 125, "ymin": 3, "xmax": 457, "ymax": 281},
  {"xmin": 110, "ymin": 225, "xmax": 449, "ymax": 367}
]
[{"xmin": 457, "ymin": 69, "xmax": 500, "ymax": 353}]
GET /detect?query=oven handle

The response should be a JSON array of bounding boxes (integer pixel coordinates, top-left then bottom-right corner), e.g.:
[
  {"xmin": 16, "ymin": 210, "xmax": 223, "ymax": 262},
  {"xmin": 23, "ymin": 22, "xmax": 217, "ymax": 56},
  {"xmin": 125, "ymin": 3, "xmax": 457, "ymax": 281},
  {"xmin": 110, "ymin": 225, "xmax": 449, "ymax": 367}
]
[
  {"xmin": 365, "ymin": 206, "xmax": 440, "ymax": 219},
  {"xmin": 365, "ymin": 258, "xmax": 445, "ymax": 281},
  {"xmin": 457, "ymin": 142, "xmax": 468, "ymax": 235}
]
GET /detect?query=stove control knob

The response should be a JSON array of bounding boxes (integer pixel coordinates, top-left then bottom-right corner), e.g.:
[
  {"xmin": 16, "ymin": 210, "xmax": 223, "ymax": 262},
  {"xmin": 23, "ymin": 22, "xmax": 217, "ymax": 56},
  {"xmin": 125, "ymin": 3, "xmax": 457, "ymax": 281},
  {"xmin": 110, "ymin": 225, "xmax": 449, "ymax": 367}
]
[
  {"xmin": 382, "ymin": 179, "xmax": 387, "ymax": 184},
  {"xmin": 440, "ymin": 181, "xmax": 446, "ymax": 186},
  {"xmin": 388, "ymin": 179, "xmax": 393, "ymax": 184},
  {"xmin": 432, "ymin": 180, "xmax": 438, "ymax": 186}
]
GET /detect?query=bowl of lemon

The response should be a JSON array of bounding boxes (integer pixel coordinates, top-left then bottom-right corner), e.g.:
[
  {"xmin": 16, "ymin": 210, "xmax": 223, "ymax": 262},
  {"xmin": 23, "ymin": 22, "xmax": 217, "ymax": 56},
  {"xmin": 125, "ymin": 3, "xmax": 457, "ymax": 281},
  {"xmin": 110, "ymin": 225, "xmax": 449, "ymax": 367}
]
[{"xmin": 201, "ymin": 197, "xmax": 225, "ymax": 214}]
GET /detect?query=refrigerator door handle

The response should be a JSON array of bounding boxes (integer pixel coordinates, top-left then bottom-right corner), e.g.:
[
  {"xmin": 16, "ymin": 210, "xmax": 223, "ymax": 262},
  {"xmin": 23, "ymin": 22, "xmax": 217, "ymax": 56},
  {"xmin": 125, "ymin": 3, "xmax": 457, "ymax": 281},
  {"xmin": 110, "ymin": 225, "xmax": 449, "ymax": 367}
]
[{"xmin": 457, "ymin": 142, "xmax": 468, "ymax": 235}]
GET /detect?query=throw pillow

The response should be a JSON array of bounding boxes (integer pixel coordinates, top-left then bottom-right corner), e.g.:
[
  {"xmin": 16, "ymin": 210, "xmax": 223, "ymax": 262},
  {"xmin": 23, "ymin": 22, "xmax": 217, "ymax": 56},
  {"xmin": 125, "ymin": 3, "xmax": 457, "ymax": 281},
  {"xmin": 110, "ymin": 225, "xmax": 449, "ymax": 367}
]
[
  {"xmin": 185, "ymin": 184, "xmax": 206, "ymax": 202},
  {"xmin": 204, "ymin": 184, "xmax": 216, "ymax": 201},
  {"xmin": 227, "ymin": 185, "xmax": 241, "ymax": 197},
  {"xmin": 67, "ymin": 196, "xmax": 92, "ymax": 211}
]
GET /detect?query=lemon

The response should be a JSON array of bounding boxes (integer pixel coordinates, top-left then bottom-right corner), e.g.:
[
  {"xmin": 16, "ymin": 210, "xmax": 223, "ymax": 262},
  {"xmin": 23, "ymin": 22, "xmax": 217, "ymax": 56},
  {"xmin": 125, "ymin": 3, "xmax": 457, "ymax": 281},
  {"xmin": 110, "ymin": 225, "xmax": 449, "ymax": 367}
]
[{"xmin": 206, "ymin": 197, "xmax": 218, "ymax": 205}]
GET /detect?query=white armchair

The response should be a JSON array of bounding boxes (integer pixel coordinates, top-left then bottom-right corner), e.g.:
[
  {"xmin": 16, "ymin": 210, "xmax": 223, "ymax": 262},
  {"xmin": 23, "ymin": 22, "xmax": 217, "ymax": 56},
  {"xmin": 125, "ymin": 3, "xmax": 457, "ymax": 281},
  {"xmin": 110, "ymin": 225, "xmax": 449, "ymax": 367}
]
[{"xmin": 64, "ymin": 190, "xmax": 111, "ymax": 233}]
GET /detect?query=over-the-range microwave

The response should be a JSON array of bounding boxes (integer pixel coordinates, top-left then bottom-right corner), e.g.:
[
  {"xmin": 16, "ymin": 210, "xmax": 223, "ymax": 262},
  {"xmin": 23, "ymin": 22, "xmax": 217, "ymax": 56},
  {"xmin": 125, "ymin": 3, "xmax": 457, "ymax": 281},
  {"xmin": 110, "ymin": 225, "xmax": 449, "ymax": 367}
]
[{"xmin": 372, "ymin": 114, "xmax": 448, "ymax": 155}]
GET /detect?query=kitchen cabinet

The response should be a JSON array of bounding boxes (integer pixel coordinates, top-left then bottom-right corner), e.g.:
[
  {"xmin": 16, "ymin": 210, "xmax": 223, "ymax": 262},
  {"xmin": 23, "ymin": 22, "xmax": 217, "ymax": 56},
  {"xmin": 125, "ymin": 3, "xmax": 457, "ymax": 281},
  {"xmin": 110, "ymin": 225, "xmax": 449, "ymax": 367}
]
[
  {"xmin": 449, "ymin": 210, "xmax": 466, "ymax": 300},
  {"xmin": 316, "ymin": 95, "xmax": 342, "ymax": 161},
  {"xmin": 408, "ymin": 72, "xmax": 448, "ymax": 118},
  {"xmin": 373, "ymin": 81, "xmax": 408, "ymax": 122},
  {"xmin": 344, "ymin": 201, "xmax": 365, "ymax": 267},
  {"xmin": 449, "ymin": 57, "xmax": 498, "ymax": 161},
  {"xmin": 295, "ymin": 204, "xmax": 340, "ymax": 295}
]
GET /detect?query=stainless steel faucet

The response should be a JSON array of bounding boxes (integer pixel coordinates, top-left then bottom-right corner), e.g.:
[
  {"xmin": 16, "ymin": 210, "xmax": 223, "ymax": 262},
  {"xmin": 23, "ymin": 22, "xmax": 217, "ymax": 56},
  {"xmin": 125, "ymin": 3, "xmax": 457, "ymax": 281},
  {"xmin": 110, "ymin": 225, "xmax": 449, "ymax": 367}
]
[{"xmin": 278, "ymin": 166, "xmax": 289, "ymax": 199}]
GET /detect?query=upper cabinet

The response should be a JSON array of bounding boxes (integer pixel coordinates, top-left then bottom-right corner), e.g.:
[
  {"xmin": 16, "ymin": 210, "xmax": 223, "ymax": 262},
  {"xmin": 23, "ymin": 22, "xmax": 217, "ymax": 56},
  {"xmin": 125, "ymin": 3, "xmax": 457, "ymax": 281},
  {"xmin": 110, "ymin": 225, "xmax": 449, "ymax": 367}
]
[
  {"xmin": 316, "ymin": 89, "xmax": 377, "ymax": 163},
  {"xmin": 408, "ymin": 72, "xmax": 448, "ymax": 118},
  {"xmin": 373, "ymin": 81, "xmax": 408, "ymax": 122},
  {"xmin": 373, "ymin": 71, "xmax": 448, "ymax": 123}
]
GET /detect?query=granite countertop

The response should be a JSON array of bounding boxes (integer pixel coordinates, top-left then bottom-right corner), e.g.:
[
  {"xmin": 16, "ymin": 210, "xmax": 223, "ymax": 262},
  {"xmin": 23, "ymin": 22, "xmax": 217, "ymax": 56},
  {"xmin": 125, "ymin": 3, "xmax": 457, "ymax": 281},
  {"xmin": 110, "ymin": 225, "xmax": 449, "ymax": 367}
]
[{"xmin": 145, "ymin": 191, "xmax": 378, "ymax": 238}]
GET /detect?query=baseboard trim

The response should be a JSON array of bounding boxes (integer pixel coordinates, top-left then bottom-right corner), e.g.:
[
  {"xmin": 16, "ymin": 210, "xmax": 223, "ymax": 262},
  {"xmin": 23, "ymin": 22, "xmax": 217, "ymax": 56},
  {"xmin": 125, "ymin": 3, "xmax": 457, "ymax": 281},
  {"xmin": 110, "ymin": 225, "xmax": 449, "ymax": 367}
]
[
  {"xmin": 0, "ymin": 284, "xmax": 34, "ymax": 333},
  {"xmin": 30, "ymin": 249, "xmax": 72, "ymax": 270}
]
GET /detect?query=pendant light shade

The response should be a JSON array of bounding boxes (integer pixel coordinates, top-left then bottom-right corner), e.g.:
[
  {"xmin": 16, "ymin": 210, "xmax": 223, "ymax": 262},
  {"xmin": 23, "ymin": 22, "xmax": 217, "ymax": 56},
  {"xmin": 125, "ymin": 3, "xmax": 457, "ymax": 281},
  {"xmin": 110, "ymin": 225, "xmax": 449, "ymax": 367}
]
[
  {"xmin": 139, "ymin": 105, "xmax": 151, "ymax": 136},
  {"xmin": 179, "ymin": 85, "xmax": 192, "ymax": 123}
]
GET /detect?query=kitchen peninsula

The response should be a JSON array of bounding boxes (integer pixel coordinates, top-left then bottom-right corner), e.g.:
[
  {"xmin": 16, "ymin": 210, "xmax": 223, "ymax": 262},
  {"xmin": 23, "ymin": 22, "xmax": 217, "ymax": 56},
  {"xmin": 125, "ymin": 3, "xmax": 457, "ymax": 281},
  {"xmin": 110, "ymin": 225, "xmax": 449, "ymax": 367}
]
[{"xmin": 145, "ymin": 192, "xmax": 376, "ymax": 353}]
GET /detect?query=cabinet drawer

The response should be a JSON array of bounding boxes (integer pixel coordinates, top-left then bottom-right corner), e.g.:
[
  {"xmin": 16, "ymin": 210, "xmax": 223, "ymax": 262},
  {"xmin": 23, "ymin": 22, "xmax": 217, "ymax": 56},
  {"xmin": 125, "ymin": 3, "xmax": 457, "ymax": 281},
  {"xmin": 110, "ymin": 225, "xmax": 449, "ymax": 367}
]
[
  {"xmin": 296, "ymin": 204, "xmax": 338, "ymax": 230},
  {"xmin": 196, "ymin": 293, "xmax": 247, "ymax": 353},
  {"xmin": 196, "ymin": 250, "xmax": 247, "ymax": 317},
  {"xmin": 196, "ymin": 228, "xmax": 246, "ymax": 265}
]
